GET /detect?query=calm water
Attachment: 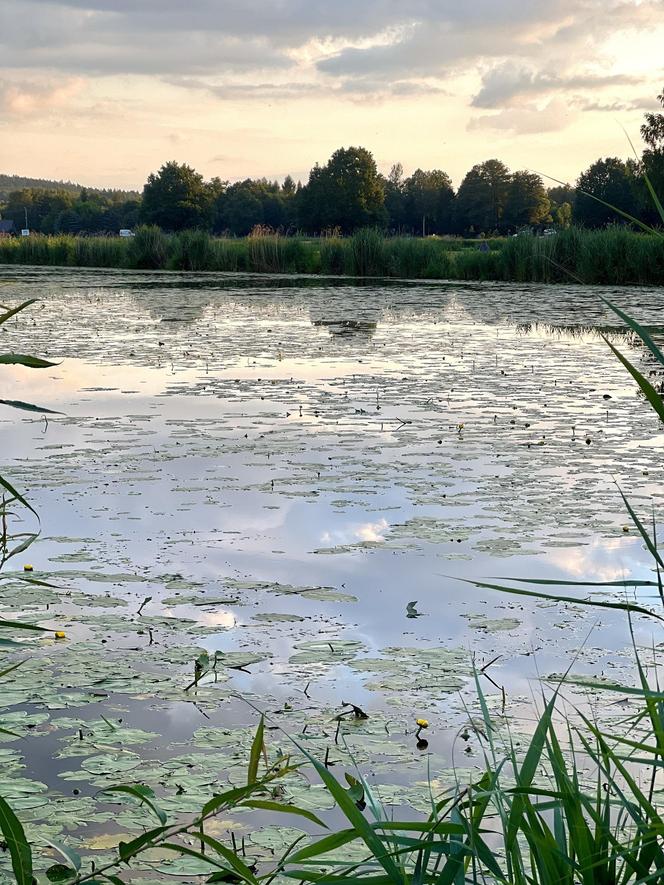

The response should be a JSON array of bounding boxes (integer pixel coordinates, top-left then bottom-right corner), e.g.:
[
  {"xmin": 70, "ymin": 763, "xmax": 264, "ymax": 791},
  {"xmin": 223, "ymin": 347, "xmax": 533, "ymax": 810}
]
[{"xmin": 0, "ymin": 267, "xmax": 662, "ymax": 877}]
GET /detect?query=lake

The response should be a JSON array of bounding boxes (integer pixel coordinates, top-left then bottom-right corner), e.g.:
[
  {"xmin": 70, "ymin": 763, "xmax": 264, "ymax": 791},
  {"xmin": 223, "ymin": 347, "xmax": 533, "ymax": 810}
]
[{"xmin": 0, "ymin": 267, "xmax": 661, "ymax": 878}]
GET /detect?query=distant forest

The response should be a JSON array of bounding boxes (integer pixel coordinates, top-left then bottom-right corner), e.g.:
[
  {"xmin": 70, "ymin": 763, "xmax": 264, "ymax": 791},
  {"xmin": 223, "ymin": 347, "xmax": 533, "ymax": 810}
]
[
  {"xmin": 1, "ymin": 88, "xmax": 662, "ymax": 238},
  {"xmin": 0, "ymin": 174, "xmax": 140, "ymax": 202}
]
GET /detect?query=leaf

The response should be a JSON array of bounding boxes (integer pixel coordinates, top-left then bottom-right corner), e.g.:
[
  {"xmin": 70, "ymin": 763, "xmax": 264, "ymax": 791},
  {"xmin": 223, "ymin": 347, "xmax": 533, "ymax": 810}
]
[
  {"xmin": 0, "ymin": 617, "xmax": 47, "ymax": 632},
  {"xmin": 201, "ymin": 784, "xmax": 259, "ymax": 818},
  {"xmin": 287, "ymin": 738, "xmax": 405, "ymax": 885},
  {"xmin": 0, "ymin": 300, "xmax": 38, "ymax": 327},
  {"xmin": 464, "ymin": 578, "xmax": 664, "ymax": 623},
  {"xmin": 247, "ymin": 715, "xmax": 265, "ymax": 785},
  {"xmin": 197, "ymin": 833, "xmax": 259, "ymax": 884},
  {"xmin": 0, "ymin": 398, "xmax": 62, "ymax": 414},
  {"xmin": 506, "ymin": 691, "xmax": 558, "ymax": 850},
  {"xmin": 602, "ymin": 336, "xmax": 664, "ymax": 425},
  {"xmin": 0, "ymin": 659, "xmax": 26, "ymax": 679},
  {"xmin": 46, "ymin": 864, "xmax": 77, "ymax": 882},
  {"xmin": 117, "ymin": 826, "xmax": 168, "ymax": 862},
  {"xmin": 615, "ymin": 485, "xmax": 664, "ymax": 570},
  {"xmin": 240, "ymin": 799, "xmax": 327, "ymax": 829},
  {"xmin": 287, "ymin": 828, "xmax": 360, "ymax": 864},
  {"xmin": 0, "ymin": 354, "xmax": 58, "ymax": 368},
  {"xmin": 602, "ymin": 298, "xmax": 664, "ymax": 368},
  {"xmin": 0, "ymin": 473, "xmax": 39, "ymax": 520},
  {"xmin": 0, "ymin": 795, "xmax": 33, "ymax": 885},
  {"xmin": 102, "ymin": 784, "xmax": 167, "ymax": 825},
  {"xmin": 44, "ymin": 839, "xmax": 81, "ymax": 872},
  {"xmin": 490, "ymin": 576, "xmax": 659, "ymax": 588}
]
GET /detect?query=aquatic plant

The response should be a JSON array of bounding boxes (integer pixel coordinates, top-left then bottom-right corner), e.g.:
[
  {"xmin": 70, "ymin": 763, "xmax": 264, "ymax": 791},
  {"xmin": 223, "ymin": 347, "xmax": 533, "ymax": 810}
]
[{"xmin": 0, "ymin": 228, "xmax": 662, "ymax": 284}]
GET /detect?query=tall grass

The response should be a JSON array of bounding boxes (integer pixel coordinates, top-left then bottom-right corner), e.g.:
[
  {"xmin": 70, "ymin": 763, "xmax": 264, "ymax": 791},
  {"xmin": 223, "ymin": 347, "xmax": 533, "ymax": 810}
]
[{"xmin": 1, "ymin": 226, "xmax": 662, "ymax": 284}]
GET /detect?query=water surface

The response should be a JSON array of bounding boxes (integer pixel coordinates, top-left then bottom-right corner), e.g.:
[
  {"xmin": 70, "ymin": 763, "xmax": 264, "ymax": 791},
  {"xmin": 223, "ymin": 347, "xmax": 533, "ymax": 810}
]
[{"xmin": 0, "ymin": 267, "xmax": 661, "ymax": 878}]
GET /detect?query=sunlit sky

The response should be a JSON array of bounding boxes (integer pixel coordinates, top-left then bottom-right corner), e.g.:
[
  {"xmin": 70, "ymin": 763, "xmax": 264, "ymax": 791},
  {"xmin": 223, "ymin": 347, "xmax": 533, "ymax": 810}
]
[{"xmin": 0, "ymin": 0, "xmax": 663, "ymax": 191}]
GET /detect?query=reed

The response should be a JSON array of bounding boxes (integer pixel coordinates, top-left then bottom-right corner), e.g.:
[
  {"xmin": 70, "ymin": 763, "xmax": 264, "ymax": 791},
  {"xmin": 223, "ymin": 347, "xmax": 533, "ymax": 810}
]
[{"xmin": 0, "ymin": 226, "xmax": 662, "ymax": 284}]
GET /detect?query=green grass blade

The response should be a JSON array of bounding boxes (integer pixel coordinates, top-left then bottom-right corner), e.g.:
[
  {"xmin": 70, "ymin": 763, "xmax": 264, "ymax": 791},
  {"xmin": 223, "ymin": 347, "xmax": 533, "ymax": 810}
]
[
  {"xmin": 0, "ymin": 398, "xmax": 61, "ymax": 414},
  {"xmin": 247, "ymin": 715, "xmax": 265, "ymax": 785},
  {"xmin": 603, "ymin": 336, "xmax": 664, "ymax": 424},
  {"xmin": 287, "ymin": 738, "xmax": 405, "ymax": 884},
  {"xmin": 0, "ymin": 354, "xmax": 58, "ymax": 368},
  {"xmin": 602, "ymin": 298, "xmax": 664, "ymax": 368},
  {"xmin": 0, "ymin": 473, "xmax": 39, "ymax": 520},
  {"xmin": 102, "ymin": 784, "xmax": 167, "ymax": 825},
  {"xmin": 0, "ymin": 617, "xmax": 47, "ymax": 632},
  {"xmin": 463, "ymin": 578, "xmax": 664, "ymax": 623},
  {"xmin": 0, "ymin": 300, "xmax": 38, "ymax": 327},
  {"xmin": 240, "ymin": 799, "xmax": 327, "ymax": 828},
  {"xmin": 505, "ymin": 691, "xmax": 558, "ymax": 851},
  {"xmin": 197, "ymin": 833, "xmax": 260, "ymax": 884},
  {"xmin": 288, "ymin": 829, "xmax": 360, "ymax": 863},
  {"xmin": 615, "ymin": 485, "xmax": 664, "ymax": 570},
  {"xmin": 0, "ymin": 795, "xmax": 33, "ymax": 885}
]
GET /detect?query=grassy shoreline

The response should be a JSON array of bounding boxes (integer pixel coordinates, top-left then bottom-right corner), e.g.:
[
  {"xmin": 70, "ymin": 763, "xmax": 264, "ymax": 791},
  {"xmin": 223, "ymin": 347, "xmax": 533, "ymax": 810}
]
[{"xmin": 0, "ymin": 225, "xmax": 663, "ymax": 284}]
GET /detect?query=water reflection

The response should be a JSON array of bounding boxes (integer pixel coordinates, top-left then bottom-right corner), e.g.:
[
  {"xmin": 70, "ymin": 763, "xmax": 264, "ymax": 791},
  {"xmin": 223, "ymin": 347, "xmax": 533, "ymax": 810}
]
[{"xmin": 0, "ymin": 266, "xmax": 663, "ymax": 874}]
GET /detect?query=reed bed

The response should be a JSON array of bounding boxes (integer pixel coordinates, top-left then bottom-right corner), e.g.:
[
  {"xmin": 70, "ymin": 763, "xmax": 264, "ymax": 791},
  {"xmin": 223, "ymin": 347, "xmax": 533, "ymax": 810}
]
[{"xmin": 0, "ymin": 225, "xmax": 662, "ymax": 284}]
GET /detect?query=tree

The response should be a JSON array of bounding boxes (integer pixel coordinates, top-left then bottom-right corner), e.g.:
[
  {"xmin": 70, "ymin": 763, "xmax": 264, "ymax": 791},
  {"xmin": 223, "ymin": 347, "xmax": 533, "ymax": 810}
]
[
  {"xmin": 299, "ymin": 147, "xmax": 387, "ymax": 234},
  {"xmin": 214, "ymin": 178, "xmax": 291, "ymax": 235},
  {"xmin": 141, "ymin": 161, "xmax": 215, "ymax": 230},
  {"xmin": 402, "ymin": 169, "xmax": 456, "ymax": 235},
  {"xmin": 383, "ymin": 163, "xmax": 406, "ymax": 231},
  {"xmin": 555, "ymin": 202, "xmax": 573, "ymax": 227},
  {"xmin": 504, "ymin": 171, "xmax": 550, "ymax": 228},
  {"xmin": 574, "ymin": 157, "xmax": 639, "ymax": 228},
  {"xmin": 456, "ymin": 160, "xmax": 511, "ymax": 233},
  {"xmin": 640, "ymin": 87, "xmax": 664, "ymax": 224}
]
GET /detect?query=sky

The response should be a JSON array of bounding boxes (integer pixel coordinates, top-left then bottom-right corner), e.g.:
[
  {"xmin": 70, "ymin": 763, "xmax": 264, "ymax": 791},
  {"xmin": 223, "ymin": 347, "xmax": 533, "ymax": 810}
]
[{"xmin": 0, "ymin": 0, "xmax": 662, "ymax": 191}]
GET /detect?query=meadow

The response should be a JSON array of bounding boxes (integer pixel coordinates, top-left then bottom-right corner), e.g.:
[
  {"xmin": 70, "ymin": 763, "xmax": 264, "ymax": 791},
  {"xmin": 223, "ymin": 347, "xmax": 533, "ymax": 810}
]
[{"xmin": 1, "ymin": 225, "xmax": 663, "ymax": 285}]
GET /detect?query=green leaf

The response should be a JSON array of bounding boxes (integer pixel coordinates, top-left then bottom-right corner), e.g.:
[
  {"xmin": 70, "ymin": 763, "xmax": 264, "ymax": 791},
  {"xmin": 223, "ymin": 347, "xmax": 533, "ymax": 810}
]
[
  {"xmin": 0, "ymin": 795, "xmax": 33, "ymax": 885},
  {"xmin": 602, "ymin": 336, "xmax": 664, "ymax": 425},
  {"xmin": 0, "ymin": 300, "xmax": 38, "ymax": 327},
  {"xmin": 247, "ymin": 715, "xmax": 265, "ymax": 785},
  {"xmin": 197, "ymin": 833, "xmax": 259, "ymax": 885},
  {"xmin": 464, "ymin": 578, "xmax": 664, "ymax": 623},
  {"xmin": 240, "ymin": 799, "xmax": 327, "ymax": 829},
  {"xmin": 0, "ymin": 473, "xmax": 39, "ymax": 520},
  {"xmin": 287, "ymin": 738, "xmax": 405, "ymax": 885},
  {"xmin": 287, "ymin": 828, "xmax": 359, "ymax": 864},
  {"xmin": 0, "ymin": 398, "xmax": 61, "ymax": 414},
  {"xmin": 506, "ymin": 691, "xmax": 558, "ymax": 850},
  {"xmin": 602, "ymin": 298, "xmax": 664, "ymax": 368},
  {"xmin": 117, "ymin": 825, "xmax": 168, "ymax": 861},
  {"xmin": 102, "ymin": 784, "xmax": 167, "ymax": 825},
  {"xmin": 44, "ymin": 839, "xmax": 81, "ymax": 872},
  {"xmin": 615, "ymin": 485, "xmax": 664, "ymax": 570},
  {"xmin": 0, "ymin": 617, "xmax": 47, "ymax": 632},
  {"xmin": 0, "ymin": 354, "xmax": 58, "ymax": 368},
  {"xmin": 46, "ymin": 863, "xmax": 77, "ymax": 882}
]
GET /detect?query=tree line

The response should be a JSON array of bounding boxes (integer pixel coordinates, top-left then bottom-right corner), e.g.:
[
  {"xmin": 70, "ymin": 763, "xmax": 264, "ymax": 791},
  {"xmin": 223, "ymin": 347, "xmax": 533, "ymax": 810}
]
[{"xmin": 1, "ymin": 89, "xmax": 662, "ymax": 238}]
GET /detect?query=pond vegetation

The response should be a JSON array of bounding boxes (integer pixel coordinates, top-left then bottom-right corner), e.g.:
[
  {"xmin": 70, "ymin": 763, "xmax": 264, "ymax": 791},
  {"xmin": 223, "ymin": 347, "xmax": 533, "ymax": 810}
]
[
  {"xmin": 0, "ymin": 225, "xmax": 663, "ymax": 285},
  {"xmin": 1, "ymin": 268, "xmax": 664, "ymax": 882}
]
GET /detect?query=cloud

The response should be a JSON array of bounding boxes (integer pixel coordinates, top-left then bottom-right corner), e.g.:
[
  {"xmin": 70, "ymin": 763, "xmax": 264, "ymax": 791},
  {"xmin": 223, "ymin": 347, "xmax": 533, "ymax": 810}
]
[
  {"xmin": 468, "ymin": 98, "xmax": 577, "ymax": 134},
  {"xmin": 0, "ymin": 77, "xmax": 84, "ymax": 117},
  {"xmin": 472, "ymin": 64, "xmax": 643, "ymax": 109}
]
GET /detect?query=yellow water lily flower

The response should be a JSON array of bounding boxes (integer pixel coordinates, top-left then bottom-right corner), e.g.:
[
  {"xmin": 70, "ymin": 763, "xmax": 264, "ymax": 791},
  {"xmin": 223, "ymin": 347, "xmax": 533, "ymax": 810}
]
[
  {"xmin": 23, "ymin": 564, "xmax": 34, "ymax": 572},
  {"xmin": 416, "ymin": 718, "xmax": 429, "ymax": 729},
  {"xmin": 54, "ymin": 631, "xmax": 66, "ymax": 640}
]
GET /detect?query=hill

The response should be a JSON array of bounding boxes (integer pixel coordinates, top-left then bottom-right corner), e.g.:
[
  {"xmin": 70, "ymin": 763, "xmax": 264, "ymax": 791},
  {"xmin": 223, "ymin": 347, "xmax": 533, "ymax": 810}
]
[{"xmin": 0, "ymin": 173, "xmax": 140, "ymax": 201}]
